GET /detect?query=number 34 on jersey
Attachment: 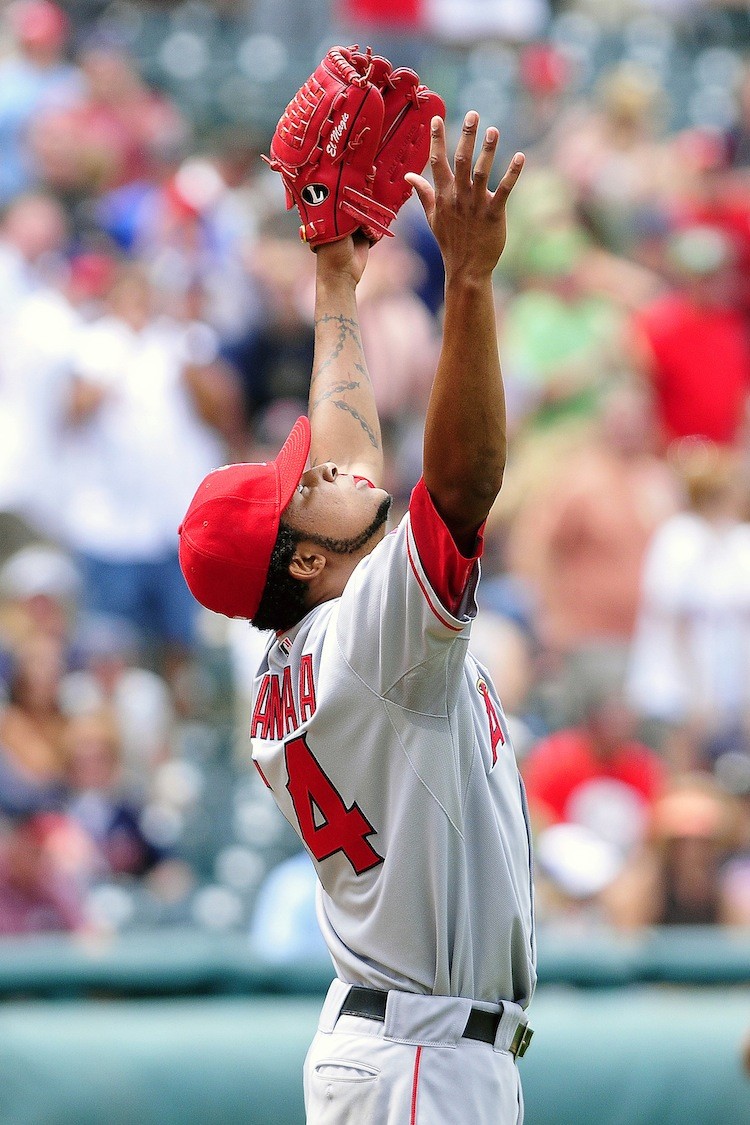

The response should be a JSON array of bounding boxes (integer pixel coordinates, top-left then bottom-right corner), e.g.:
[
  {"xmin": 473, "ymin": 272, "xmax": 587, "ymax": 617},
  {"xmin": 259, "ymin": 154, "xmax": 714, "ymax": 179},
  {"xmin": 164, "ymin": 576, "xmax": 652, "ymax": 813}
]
[
  {"xmin": 251, "ymin": 657, "xmax": 383, "ymax": 877},
  {"xmin": 254, "ymin": 731, "xmax": 383, "ymax": 877}
]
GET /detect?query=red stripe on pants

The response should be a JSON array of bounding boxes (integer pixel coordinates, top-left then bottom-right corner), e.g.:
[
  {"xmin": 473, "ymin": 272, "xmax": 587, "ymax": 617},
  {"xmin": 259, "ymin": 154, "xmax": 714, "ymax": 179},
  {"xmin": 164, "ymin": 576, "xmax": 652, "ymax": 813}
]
[{"xmin": 410, "ymin": 1045, "xmax": 423, "ymax": 1124}]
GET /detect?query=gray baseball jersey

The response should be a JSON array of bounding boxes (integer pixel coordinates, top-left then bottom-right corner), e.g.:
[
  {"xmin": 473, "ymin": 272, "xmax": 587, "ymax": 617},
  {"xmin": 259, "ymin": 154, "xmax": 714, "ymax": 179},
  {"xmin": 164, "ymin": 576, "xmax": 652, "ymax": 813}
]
[{"xmin": 251, "ymin": 478, "xmax": 536, "ymax": 1009}]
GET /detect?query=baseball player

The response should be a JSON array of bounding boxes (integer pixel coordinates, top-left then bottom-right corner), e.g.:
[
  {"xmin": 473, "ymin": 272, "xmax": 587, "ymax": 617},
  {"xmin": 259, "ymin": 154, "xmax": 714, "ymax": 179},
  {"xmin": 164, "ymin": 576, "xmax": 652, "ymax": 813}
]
[{"xmin": 179, "ymin": 112, "xmax": 534, "ymax": 1123}]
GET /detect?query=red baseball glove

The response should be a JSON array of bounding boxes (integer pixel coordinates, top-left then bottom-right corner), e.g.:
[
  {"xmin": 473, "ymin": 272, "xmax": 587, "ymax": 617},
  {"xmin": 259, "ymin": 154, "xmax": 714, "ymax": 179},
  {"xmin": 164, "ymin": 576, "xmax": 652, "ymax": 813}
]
[
  {"xmin": 264, "ymin": 46, "xmax": 445, "ymax": 248},
  {"xmin": 365, "ymin": 62, "xmax": 446, "ymax": 244}
]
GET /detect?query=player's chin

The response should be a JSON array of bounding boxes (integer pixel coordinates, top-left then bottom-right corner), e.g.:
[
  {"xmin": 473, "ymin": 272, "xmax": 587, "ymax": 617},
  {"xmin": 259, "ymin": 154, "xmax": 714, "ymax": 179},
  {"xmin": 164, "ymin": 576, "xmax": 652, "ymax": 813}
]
[
  {"xmin": 374, "ymin": 494, "xmax": 393, "ymax": 527},
  {"xmin": 361, "ymin": 494, "xmax": 393, "ymax": 545}
]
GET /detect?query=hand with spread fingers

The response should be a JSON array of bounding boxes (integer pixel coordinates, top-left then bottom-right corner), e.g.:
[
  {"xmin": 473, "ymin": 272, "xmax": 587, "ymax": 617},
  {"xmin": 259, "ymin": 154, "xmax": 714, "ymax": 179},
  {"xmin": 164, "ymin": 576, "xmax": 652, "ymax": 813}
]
[
  {"xmin": 409, "ymin": 112, "xmax": 525, "ymax": 551},
  {"xmin": 406, "ymin": 112, "xmax": 524, "ymax": 283}
]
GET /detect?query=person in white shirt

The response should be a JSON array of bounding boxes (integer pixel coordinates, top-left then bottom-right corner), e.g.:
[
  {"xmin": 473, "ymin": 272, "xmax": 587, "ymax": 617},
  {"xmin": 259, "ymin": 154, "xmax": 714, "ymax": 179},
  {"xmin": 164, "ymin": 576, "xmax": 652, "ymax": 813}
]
[
  {"xmin": 627, "ymin": 441, "xmax": 750, "ymax": 765},
  {"xmin": 61, "ymin": 264, "xmax": 237, "ymax": 658},
  {"xmin": 0, "ymin": 193, "xmax": 72, "ymax": 554}
]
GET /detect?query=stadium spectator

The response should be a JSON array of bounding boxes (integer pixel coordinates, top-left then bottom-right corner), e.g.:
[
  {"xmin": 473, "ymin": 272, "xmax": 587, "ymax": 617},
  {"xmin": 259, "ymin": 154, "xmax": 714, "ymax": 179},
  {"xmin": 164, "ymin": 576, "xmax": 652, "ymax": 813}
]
[
  {"xmin": 523, "ymin": 648, "xmax": 668, "ymax": 854},
  {"xmin": 549, "ymin": 61, "xmax": 673, "ymax": 255},
  {"xmin": 668, "ymin": 128, "xmax": 750, "ymax": 318},
  {"xmin": 61, "ymin": 707, "xmax": 166, "ymax": 878},
  {"xmin": 0, "ymin": 241, "xmax": 94, "ymax": 541},
  {"xmin": 605, "ymin": 774, "xmax": 750, "ymax": 928},
  {"xmin": 0, "ymin": 546, "xmax": 79, "ymax": 674},
  {"xmin": 60, "ymin": 614, "xmax": 175, "ymax": 796},
  {"xmin": 497, "ymin": 204, "xmax": 627, "ymax": 438},
  {"xmin": 0, "ymin": 190, "xmax": 68, "ymax": 309},
  {"xmin": 31, "ymin": 37, "xmax": 186, "ymax": 200},
  {"xmin": 627, "ymin": 441, "xmax": 750, "ymax": 768},
  {"xmin": 511, "ymin": 41, "xmax": 573, "ymax": 156},
  {"xmin": 219, "ymin": 231, "xmax": 316, "ymax": 447},
  {"xmin": 0, "ymin": 632, "xmax": 68, "ymax": 790},
  {"xmin": 101, "ymin": 151, "xmax": 262, "ymax": 341},
  {"xmin": 630, "ymin": 225, "xmax": 750, "ymax": 448},
  {"xmin": 533, "ymin": 821, "xmax": 626, "ymax": 930},
  {"xmin": 0, "ymin": 0, "xmax": 81, "ymax": 206},
  {"xmin": 58, "ymin": 263, "xmax": 237, "ymax": 666},
  {"xmin": 506, "ymin": 383, "xmax": 679, "ymax": 654},
  {"xmin": 0, "ymin": 811, "xmax": 89, "ymax": 934}
]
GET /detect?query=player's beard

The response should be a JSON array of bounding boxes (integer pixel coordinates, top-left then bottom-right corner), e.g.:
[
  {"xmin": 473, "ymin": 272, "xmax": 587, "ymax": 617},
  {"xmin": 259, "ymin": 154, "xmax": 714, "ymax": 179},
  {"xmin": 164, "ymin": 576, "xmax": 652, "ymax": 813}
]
[{"xmin": 304, "ymin": 495, "xmax": 392, "ymax": 555}]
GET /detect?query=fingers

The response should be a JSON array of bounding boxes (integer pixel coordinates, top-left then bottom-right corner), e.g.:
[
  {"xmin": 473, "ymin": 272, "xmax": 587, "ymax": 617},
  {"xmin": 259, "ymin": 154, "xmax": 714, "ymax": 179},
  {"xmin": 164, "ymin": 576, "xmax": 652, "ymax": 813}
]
[
  {"xmin": 490, "ymin": 151, "xmax": 525, "ymax": 213},
  {"xmin": 412, "ymin": 113, "xmax": 523, "ymax": 225},
  {"xmin": 427, "ymin": 116, "xmax": 452, "ymax": 195},
  {"xmin": 471, "ymin": 126, "xmax": 499, "ymax": 196},
  {"xmin": 405, "ymin": 172, "xmax": 435, "ymax": 222},
  {"xmin": 453, "ymin": 111, "xmax": 478, "ymax": 192}
]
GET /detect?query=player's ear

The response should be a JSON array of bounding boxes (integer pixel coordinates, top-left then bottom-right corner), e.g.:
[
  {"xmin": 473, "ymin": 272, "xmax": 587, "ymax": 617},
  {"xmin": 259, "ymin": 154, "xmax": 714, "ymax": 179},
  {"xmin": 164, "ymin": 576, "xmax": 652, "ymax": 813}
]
[{"xmin": 288, "ymin": 545, "xmax": 326, "ymax": 583}]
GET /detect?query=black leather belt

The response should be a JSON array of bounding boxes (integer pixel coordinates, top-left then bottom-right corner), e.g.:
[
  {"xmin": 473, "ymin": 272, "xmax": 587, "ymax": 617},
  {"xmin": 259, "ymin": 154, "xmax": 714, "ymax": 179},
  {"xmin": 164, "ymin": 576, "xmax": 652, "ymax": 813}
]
[{"xmin": 339, "ymin": 986, "xmax": 533, "ymax": 1058}]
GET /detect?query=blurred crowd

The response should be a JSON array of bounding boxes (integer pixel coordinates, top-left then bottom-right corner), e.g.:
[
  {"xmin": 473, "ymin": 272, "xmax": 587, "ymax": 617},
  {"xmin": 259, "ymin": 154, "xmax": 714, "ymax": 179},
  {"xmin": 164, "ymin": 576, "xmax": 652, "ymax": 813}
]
[{"xmin": 0, "ymin": 0, "xmax": 749, "ymax": 949}]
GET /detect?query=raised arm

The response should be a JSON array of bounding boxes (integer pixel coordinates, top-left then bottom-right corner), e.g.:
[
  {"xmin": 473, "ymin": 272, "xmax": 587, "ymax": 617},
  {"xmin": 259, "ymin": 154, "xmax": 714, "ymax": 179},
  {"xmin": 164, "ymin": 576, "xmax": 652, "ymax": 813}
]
[
  {"xmin": 307, "ymin": 236, "xmax": 384, "ymax": 488},
  {"xmin": 407, "ymin": 113, "xmax": 524, "ymax": 552}
]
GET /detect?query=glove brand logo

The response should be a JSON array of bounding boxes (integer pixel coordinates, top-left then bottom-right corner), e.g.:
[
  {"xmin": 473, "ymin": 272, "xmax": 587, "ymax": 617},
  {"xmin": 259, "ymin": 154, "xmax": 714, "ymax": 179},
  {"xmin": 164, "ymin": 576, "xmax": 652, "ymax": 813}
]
[
  {"xmin": 301, "ymin": 183, "xmax": 330, "ymax": 206},
  {"xmin": 326, "ymin": 112, "xmax": 350, "ymax": 157}
]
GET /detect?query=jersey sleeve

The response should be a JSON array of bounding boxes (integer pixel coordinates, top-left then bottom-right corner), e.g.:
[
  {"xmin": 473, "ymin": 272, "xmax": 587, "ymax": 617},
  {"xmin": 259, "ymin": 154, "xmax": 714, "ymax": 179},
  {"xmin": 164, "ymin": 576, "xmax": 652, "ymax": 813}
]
[
  {"xmin": 409, "ymin": 477, "xmax": 485, "ymax": 618},
  {"xmin": 334, "ymin": 478, "xmax": 484, "ymax": 701}
]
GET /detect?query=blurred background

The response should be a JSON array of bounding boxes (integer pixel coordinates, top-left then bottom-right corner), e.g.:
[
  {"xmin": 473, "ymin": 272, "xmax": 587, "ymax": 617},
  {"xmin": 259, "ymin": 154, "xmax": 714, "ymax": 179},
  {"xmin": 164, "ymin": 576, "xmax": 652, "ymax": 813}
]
[{"xmin": 0, "ymin": 0, "xmax": 748, "ymax": 1121}]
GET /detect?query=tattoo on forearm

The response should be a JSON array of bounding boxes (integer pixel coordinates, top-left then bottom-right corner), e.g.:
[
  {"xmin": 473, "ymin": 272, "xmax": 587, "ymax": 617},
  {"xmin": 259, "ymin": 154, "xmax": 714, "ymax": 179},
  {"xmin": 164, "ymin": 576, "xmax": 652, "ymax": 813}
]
[
  {"xmin": 311, "ymin": 380, "xmax": 361, "ymax": 412},
  {"xmin": 353, "ymin": 361, "xmax": 372, "ymax": 384},
  {"xmin": 308, "ymin": 313, "xmax": 379, "ymax": 447},
  {"xmin": 315, "ymin": 313, "xmax": 360, "ymax": 337},
  {"xmin": 310, "ymin": 376, "xmax": 379, "ymax": 449},
  {"xmin": 330, "ymin": 399, "xmax": 380, "ymax": 449},
  {"xmin": 311, "ymin": 314, "xmax": 364, "ymax": 388}
]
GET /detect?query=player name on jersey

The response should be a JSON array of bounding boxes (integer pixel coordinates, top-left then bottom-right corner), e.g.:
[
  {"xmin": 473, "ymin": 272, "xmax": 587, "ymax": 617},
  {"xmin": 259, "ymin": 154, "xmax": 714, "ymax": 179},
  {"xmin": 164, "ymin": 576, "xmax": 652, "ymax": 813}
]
[{"xmin": 250, "ymin": 654, "xmax": 317, "ymax": 741}]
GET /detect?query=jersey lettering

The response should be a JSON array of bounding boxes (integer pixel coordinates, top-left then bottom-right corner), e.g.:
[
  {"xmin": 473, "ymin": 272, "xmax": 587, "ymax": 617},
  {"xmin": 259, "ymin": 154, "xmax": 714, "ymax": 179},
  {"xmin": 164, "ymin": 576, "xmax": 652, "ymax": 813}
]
[
  {"xmin": 280, "ymin": 669, "xmax": 299, "ymax": 732},
  {"xmin": 477, "ymin": 678, "xmax": 504, "ymax": 766},
  {"xmin": 299, "ymin": 654, "xmax": 316, "ymax": 722},
  {"xmin": 250, "ymin": 675, "xmax": 272, "ymax": 739},
  {"xmin": 285, "ymin": 733, "xmax": 383, "ymax": 875},
  {"xmin": 251, "ymin": 658, "xmax": 318, "ymax": 740},
  {"xmin": 250, "ymin": 674, "xmax": 285, "ymax": 739}
]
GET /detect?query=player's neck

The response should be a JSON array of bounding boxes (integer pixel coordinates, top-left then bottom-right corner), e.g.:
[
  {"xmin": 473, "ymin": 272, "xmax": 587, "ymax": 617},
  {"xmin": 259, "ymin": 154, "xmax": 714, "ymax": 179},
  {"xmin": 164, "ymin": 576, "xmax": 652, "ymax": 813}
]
[{"xmin": 302, "ymin": 542, "xmax": 378, "ymax": 610}]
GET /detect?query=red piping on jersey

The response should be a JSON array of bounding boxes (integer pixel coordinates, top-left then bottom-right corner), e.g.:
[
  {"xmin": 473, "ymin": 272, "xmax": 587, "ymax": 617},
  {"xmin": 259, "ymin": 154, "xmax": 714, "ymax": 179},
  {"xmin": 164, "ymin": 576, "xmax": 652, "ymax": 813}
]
[
  {"xmin": 253, "ymin": 760, "xmax": 271, "ymax": 789},
  {"xmin": 410, "ymin": 1045, "xmax": 423, "ymax": 1124},
  {"xmin": 406, "ymin": 533, "xmax": 464, "ymax": 633}
]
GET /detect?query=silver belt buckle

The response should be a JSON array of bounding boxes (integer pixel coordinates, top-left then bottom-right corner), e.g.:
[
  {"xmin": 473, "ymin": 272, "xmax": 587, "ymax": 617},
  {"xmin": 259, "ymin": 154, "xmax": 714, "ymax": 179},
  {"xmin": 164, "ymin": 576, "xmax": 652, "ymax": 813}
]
[{"xmin": 509, "ymin": 1022, "xmax": 534, "ymax": 1059}]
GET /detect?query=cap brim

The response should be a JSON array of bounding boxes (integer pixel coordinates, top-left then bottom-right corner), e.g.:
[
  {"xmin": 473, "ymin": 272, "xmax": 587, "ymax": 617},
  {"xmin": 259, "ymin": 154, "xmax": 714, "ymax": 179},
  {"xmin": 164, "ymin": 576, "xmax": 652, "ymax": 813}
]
[{"xmin": 275, "ymin": 415, "xmax": 311, "ymax": 512}]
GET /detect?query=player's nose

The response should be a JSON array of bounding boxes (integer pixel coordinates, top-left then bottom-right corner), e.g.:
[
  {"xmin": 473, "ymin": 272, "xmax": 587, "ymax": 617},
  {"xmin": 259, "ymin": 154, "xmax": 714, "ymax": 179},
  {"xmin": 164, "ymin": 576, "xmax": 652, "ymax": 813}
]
[{"xmin": 306, "ymin": 462, "xmax": 338, "ymax": 485}]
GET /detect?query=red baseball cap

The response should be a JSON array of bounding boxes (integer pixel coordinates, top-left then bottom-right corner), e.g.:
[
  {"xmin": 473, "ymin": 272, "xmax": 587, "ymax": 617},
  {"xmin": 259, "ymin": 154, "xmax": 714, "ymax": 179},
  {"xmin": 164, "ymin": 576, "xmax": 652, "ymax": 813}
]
[{"xmin": 178, "ymin": 416, "xmax": 311, "ymax": 620}]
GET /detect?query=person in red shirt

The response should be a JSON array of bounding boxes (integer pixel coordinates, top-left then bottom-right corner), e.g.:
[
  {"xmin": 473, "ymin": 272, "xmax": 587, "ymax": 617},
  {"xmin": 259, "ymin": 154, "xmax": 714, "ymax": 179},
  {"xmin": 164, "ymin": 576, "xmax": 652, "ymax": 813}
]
[
  {"xmin": 523, "ymin": 653, "xmax": 667, "ymax": 853},
  {"xmin": 669, "ymin": 128, "xmax": 750, "ymax": 317},
  {"xmin": 30, "ymin": 39, "xmax": 186, "ymax": 197},
  {"xmin": 631, "ymin": 224, "xmax": 750, "ymax": 449}
]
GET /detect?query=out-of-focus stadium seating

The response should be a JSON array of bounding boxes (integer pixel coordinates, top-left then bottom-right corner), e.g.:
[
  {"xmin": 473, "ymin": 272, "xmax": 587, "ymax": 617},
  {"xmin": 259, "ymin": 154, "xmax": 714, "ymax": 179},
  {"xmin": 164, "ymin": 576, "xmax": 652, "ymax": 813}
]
[{"xmin": 63, "ymin": 4, "xmax": 750, "ymax": 134}]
